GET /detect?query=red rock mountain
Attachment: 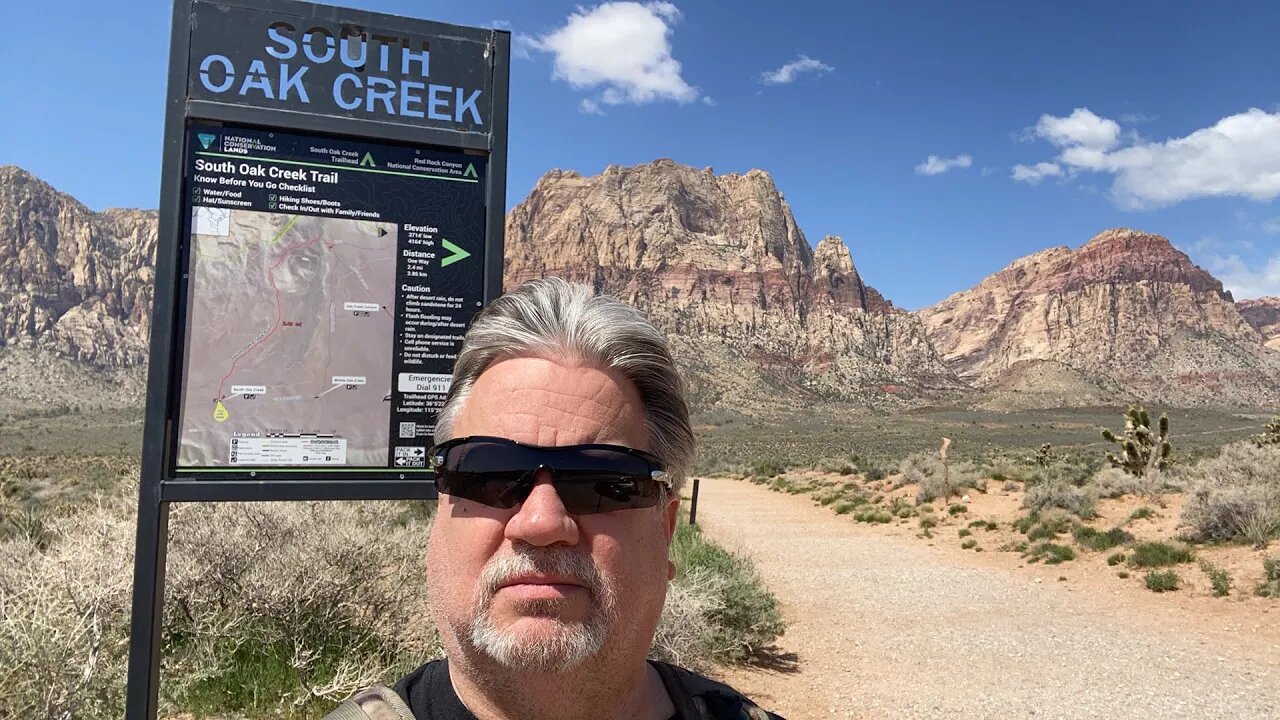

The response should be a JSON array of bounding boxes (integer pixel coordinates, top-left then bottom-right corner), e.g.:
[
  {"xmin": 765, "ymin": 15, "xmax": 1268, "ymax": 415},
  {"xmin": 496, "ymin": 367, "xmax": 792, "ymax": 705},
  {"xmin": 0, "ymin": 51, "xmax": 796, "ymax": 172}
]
[
  {"xmin": 1238, "ymin": 297, "xmax": 1280, "ymax": 351},
  {"xmin": 918, "ymin": 228, "xmax": 1280, "ymax": 405},
  {"xmin": 503, "ymin": 160, "xmax": 959, "ymax": 406},
  {"xmin": 0, "ymin": 166, "xmax": 156, "ymax": 366}
]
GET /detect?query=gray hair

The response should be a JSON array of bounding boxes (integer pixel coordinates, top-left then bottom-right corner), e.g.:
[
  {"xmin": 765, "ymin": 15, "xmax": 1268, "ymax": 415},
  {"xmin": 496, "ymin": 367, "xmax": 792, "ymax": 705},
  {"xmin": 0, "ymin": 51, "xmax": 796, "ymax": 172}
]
[{"xmin": 434, "ymin": 277, "xmax": 695, "ymax": 492}]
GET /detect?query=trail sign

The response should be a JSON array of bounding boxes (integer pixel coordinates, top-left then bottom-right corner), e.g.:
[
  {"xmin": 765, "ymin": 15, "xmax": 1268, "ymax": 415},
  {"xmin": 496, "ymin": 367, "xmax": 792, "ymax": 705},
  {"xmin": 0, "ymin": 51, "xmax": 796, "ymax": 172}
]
[{"xmin": 126, "ymin": 1, "xmax": 509, "ymax": 717}]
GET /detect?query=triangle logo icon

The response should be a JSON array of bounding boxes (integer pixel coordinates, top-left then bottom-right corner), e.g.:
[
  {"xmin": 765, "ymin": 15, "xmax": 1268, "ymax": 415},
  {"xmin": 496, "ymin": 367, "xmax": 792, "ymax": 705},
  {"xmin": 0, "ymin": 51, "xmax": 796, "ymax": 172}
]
[
  {"xmin": 463, "ymin": 163, "xmax": 478, "ymax": 178},
  {"xmin": 197, "ymin": 133, "xmax": 217, "ymax": 150},
  {"xmin": 360, "ymin": 152, "xmax": 376, "ymax": 167}
]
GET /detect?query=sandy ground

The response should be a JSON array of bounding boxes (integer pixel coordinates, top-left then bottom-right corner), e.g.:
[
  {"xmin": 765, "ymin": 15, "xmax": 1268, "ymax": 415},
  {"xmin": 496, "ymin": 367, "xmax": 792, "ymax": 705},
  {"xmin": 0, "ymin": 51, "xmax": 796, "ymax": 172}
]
[{"xmin": 694, "ymin": 476, "xmax": 1280, "ymax": 720}]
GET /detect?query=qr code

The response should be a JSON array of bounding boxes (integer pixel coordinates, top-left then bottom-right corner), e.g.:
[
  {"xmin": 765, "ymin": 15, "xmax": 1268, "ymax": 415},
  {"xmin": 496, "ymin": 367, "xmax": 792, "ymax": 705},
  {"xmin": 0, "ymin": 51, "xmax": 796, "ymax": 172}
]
[{"xmin": 398, "ymin": 422, "xmax": 416, "ymax": 439}]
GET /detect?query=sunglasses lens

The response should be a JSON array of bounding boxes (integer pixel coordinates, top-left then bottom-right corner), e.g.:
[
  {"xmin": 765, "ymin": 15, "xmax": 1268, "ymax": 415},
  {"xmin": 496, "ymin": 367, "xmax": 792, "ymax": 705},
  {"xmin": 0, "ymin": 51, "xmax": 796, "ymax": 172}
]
[
  {"xmin": 434, "ymin": 439, "xmax": 663, "ymax": 514},
  {"xmin": 435, "ymin": 440, "xmax": 532, "ymax": 508}
]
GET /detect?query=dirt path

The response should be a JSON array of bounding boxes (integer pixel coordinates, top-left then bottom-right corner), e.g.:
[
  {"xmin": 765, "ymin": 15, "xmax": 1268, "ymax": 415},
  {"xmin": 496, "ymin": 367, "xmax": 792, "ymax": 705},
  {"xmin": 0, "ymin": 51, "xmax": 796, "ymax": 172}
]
[{"xmin": 694, "ymin": 477, "xmax": 1280, "ymax": 720}]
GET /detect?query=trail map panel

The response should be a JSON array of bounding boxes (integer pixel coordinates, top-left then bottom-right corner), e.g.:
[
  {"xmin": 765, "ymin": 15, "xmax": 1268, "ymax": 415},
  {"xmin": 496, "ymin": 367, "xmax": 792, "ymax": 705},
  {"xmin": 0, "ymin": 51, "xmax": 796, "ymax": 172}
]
[{"xmin": 175, "ymin": 123, "xmax": 486, "ymax": 471}]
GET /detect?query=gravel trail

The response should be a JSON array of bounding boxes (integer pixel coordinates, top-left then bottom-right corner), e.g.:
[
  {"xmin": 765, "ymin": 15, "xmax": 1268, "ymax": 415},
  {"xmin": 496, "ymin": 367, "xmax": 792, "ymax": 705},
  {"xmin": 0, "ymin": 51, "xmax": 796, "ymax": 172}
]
[{"xmin": 695, "ymin": 476, "xmax": 1280, "ymax": 720}]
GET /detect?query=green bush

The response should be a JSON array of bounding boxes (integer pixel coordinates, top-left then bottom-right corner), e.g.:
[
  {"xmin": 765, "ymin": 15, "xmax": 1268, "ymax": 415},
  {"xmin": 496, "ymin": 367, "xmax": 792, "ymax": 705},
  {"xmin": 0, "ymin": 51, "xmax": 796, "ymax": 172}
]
[
  {"xmin": 1257, "ymin": 557, "xmax": 1280, "ymax": 598},
  {"xmin": 1025, "ymin": 514, "xmax": 1072, "ymax": 541},
  {"xmin": 1026, "ymin": 542, "xmax": 1075, "ymax": 565},
  {"xmin": 961, "ymin": 539, "xmax": 978, "ymax": 550},
  {"xmin": 748, "ymin": 457, "xmax": 785, "ymax": 480},
  {"xmin": 1107, "ymin": 552, "xmax": 1127, "ymax": 566},
  {"xmin": 948, "ymin": 504, "xmax": 968, "ymax": 515},
  {"xmin": 1073, "ymin": 526, "xmax": 1134, "ymax": 551},
  {"xmin": 1129, "ymin": 541, "xmax": 1194, "ymax": 568},
  {"xmin": 1129, "ymin": 507, "xmax": 1156, "ymax": 521},
  {"xmin": 958, "ymin": 528, "xmax": 972, "ymax": 538},
  {"xmin": 919, "ymin": 516, "xmax": 938, "ymax": 530},
  {"xmin": 1198, "ymin": 559, "xmax": 1232, "ymax": 597},
  {"xmin": 864, "ymin": 467, "xmax": 887, "ymax": 482},
  {"xmin": 1144, "ymin": 570, "xmax": 1180, "ymax": 592},
  {"xmin": 669, "ymin": 522, "xmax": 786, "ymax": 664}
]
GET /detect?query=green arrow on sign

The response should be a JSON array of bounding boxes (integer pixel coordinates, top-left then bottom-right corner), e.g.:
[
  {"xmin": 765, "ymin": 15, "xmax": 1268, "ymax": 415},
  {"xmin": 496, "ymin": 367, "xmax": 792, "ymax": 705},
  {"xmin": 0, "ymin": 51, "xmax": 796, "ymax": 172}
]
[
  {"xmin": 360, "ymin": 152, "xmax": 376, "ymax": 167},
  {"xmin": 464, "ymin": 163, "xmax": 478, "ymax": 178},
  {"xmin": 440, "ymin": 239, "xmax": 471, "ymax": 267}
]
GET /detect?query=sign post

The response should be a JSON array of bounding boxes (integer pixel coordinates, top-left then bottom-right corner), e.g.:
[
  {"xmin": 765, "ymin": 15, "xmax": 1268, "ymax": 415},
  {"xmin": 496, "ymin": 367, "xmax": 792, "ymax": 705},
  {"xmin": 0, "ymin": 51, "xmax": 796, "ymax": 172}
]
[{"xmin": 125, "ymin": 1, "xmax": 509, "ymax": 716}]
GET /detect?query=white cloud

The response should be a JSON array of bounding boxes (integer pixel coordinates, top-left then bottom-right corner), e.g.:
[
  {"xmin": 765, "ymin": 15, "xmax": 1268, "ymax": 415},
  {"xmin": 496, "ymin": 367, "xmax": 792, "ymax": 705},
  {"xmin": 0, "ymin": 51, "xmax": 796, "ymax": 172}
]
[
  {"xmin": 915, "ymin": 154, "xmax": 973, "ymax": 176},
  {"xmin": 490, "ymin": 20, "xmax": 512, "ymax": 30},
  {"xmin": 527, "ymin": 2, "xmax": 699, "ymax": 107},
  {"xmin": 580, "ymin": 98, "xmax": 605, "ymax": 115},
  {"xmin": 1011, "ymin": 162, "xmax": 1063, "ymax": 184},
  {"xmin": 1016, "ymin": 107, "xmax": 1280, "ymax": 209},
  {"xmin": 980, "ymin": 166, "xmax": 997, "ymax": 177},
  {"xmin": 701, "ymin": 95, "xmax": 716, "ymax": 106},
  {"xmin": 512, "ymin": 33, "xmax": 538, "ymax": 60},
  {"xmin": 760, "ymin": 55, "xmax": 834, "ymax": 85},
  {"xmin": 1034, "ymin": 107, "xmax": 1122, "ymax": 150},
  {"xmin": 1261, "ymin": 217, "xmax": 1280, "ymax": 235},
  {"xmin": 1203, "ymin": 252, "xmax": 1280, "ymax": 299}
]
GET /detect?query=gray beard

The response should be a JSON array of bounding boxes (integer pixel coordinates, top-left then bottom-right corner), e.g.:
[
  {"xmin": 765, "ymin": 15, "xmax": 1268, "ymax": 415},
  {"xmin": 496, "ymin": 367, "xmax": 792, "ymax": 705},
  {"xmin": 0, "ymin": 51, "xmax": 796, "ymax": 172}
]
[{"xmin": 464, "ymin": 547, "xmax": 618, "ymax": 672}]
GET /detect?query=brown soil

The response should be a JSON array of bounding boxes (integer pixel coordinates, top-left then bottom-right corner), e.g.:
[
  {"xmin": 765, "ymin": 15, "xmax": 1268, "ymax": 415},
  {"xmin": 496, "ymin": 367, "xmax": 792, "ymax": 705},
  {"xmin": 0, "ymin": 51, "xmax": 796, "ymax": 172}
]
[{"xmin": 695, "ymin": 475, "xmax": 1280, "ymax": 719}]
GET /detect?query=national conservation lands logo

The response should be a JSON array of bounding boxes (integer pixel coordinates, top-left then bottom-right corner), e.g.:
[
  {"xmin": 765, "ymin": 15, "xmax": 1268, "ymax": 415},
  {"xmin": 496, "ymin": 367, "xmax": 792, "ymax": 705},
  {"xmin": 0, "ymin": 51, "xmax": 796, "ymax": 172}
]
[{"xmin": 197, "ymin": 133, "xmax": 218, "ymax": 150}]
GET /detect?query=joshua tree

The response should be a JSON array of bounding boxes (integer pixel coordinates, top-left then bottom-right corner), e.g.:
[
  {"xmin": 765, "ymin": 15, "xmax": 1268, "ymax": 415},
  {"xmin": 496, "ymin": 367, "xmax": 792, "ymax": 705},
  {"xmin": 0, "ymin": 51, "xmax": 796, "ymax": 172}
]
[
  {"xmin": 1102, "ymin": 405, "xmax": 1172, "ymax": 477},
  {"xmin": 1254, "ymin": 416, "xmax": 1280, "ymax": 448}
]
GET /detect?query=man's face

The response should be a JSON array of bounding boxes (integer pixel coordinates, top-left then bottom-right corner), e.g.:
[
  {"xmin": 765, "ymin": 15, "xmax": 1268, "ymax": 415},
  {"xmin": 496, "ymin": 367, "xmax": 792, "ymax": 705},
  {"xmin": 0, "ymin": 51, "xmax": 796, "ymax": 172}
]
[{"xmin": 425, "ymin": 356, "xmax": 679, "ymax": 671}]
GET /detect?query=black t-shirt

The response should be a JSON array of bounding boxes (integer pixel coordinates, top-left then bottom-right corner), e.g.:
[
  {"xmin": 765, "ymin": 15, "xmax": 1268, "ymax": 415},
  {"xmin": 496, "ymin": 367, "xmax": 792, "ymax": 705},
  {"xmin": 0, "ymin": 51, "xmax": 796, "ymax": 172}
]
[{"xmin": 393, "ymin": 659, "xmax": 681, "ymax": 720}]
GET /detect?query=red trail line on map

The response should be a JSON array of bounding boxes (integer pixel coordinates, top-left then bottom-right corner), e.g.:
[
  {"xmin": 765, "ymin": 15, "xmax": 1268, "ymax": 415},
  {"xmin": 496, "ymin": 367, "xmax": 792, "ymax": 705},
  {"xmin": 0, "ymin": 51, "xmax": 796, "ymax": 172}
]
[{"xmin": 215, "ymin": 234, "xmax": 323, "ymax": 401}]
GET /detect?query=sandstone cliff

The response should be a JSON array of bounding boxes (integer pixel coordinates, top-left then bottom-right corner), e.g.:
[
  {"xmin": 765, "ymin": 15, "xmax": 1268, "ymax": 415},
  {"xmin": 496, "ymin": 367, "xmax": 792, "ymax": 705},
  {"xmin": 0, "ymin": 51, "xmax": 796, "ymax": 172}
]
[
  {"xmin": 918, "ymin": 228, "xmax": 1280, "ymax": 406},
  {"xmin": 1238, "ymin": 297, "xmax": 1280, "ymax": 351},
  {"xmin": 0, "ymin": 166, "xmax": 156, "ymax": 366},
  {"xmin": 504, "ymin": 160, "xmax": 960, "ymax": 407}
]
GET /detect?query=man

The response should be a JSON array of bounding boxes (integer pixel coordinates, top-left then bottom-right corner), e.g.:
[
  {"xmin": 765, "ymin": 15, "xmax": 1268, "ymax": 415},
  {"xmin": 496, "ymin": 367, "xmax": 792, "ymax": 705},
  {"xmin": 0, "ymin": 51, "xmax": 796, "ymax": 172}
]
[{"xmin": 325, "ymin": 278, "xmax": 780, "ymax": 720}]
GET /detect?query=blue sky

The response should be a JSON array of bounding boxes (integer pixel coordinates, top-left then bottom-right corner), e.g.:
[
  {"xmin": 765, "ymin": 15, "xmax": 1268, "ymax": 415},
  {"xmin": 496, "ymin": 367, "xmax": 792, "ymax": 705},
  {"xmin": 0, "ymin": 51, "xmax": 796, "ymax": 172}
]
[{"xmin": 3, "ymin": 1, "xmax": 1279, "ymax": 309}]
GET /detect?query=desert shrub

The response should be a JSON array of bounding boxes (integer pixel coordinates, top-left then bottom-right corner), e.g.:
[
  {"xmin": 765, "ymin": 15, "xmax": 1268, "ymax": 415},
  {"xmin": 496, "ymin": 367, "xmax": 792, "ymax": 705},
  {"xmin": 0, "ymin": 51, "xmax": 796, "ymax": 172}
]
[
  {"xmin": 1117, "ymin": 571, "xmax": 1130, "ymax": 579},
  {"xmin": 1091, "ymin": 467, "xmax": 1145, "ymax": 499},
  {"xmin": 899, "ymin": 451, "xmax": 986, "ymax": 504},
  {"xmin": 668, "ymin": 522, "xmax": 784, "ymax": 664},
  {"xmin": 1026, "ymin": 542, "xmax": 1075, "ymax": 564},
  {"xmin": 919, "ymin": 516, "xmax": 938, "ymax": 530},
  {"xmin": 1129, "ymin": 507, "xmax": 1156, "ymax": 521},
  {"xmin": 961, "ymin": 539, "xmax": 977, "ymax": 550},
  {"xmin": 1107, "ymin": 552, "xmax": 1127, "ymax": 566},
  {"xmin": 815, "ymin": 457, "xmax": 857, "ymax": 476},
  {"xmin": 1073, "ymin": 525, "xmax": 1133, "ymax": 551},
  {"xmin": 1024, "ymin": 513, "xmax": 1072, "ymax": 541},
  {"xmin": 747, "ymin": 457, "xmax": 785, "ymax": 480},
  {"xmin": 1129, "ymin": 541, "xmax": 1194, "ymax": 568},
  {"xmin": 1198, "ymin": 559, "xmax": 1232, "ymax": 597},
  {"xmin": 1257, "ymin": 557, "xmax": 1280, "ymax": 597},
  {"xmin": 1178, "ymin": 442, "xmax": 1280, "ymax": 547},
  {"xmin": 863, "ymin": 467, "xmax": 887, "ymax": 482},
  {"xmin": 1024, "ymin": 480, "xmax": 1098, "ymax": 520},
  {"xmin": 0, "ymin": 492, "xmax": 436, "ymax": 719},
  {"xmin": 958, "ymin": 528, "xmax": 972, "ymax": 538},
  {"xmin": 1144, "ymin": 570, "xmax": 1180, "ymax": 592},
  {"xmin": 851, "ymin": 508, "xmax": 893, "ymax": 524},
  {"xmin": 948, "ymin": 504, "xmax": 968, "ymax": 515}
]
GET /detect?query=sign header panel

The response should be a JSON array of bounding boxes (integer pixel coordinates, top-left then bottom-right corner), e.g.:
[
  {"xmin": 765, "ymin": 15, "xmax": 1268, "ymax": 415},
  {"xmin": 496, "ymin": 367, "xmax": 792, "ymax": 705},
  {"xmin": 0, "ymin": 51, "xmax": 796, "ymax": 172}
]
[{"xmin": 187, "ymin": 0, "xmax": 494, "ymax": 134}]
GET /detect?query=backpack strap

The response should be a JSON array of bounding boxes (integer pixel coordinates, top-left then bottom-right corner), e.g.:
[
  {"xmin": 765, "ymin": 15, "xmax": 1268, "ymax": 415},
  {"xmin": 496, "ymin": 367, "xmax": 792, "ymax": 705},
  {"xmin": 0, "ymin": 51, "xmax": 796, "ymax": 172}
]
[
  {"xmin": 321, "ymin": 685, "xmax": 416, "ymax": 720},
  {"xmin": 651, "ymin": 661, "xmax": 779, "ymax": 720}
]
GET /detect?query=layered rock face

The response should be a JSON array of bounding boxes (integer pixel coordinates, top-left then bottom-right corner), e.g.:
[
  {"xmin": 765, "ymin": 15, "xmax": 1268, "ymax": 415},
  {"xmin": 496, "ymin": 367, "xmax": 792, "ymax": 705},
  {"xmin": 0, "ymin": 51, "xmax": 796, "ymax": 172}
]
[
  {"xmin": 1238, "ymin": 297, "xmax": 1280, "ymax": 350},
  {"xmin": 504, "ymin": 160, "xmax": 959, "ymax": 405},
  {"xmin": 918, "ymin": 228, "xmax": 1280, "ymax": 405},
  {"xmin": 0, "ymin": 166, "xmax": 156, "ymax": 366}
]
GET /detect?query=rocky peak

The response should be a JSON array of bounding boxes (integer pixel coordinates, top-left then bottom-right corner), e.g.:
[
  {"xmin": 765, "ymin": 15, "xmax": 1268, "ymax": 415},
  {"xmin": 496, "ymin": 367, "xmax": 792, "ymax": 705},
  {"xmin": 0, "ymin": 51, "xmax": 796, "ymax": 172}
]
[
  {"xmin": 918, "ymin": 228, "xmax": 1278, "ymax": 405},
  {"xmin": 0, "ymin": 166, "xmax": 157, "ymax": 366},
  {"xmin": 1239, "ymin": 297, "xmax": 1280, "ymax": 350},
  {"xmin": 505, "ymin": 160, "xmax": 957, "ymax": 404}
]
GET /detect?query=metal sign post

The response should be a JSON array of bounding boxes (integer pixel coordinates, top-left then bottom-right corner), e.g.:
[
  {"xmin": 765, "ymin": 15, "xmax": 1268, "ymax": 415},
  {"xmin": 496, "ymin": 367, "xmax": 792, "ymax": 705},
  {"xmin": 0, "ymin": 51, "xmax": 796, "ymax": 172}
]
[{"xmin": 126, "ymin": 2, "xmax": 509, "ymax": 716}]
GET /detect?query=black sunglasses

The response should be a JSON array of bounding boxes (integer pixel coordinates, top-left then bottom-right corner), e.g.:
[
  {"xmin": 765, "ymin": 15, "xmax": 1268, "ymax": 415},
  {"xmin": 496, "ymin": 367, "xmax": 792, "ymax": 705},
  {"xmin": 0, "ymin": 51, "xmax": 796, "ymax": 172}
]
[{"xmin": 429, "ymin": 435, "xmax": 671, "ymax": 514}]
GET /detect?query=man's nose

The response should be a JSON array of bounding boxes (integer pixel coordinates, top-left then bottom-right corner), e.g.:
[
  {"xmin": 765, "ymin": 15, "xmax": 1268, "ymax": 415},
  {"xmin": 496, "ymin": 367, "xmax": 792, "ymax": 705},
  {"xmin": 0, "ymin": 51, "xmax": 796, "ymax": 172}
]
[{"xmin": 504, "ymin": 470, "xmax": 580, "ymax": 547}]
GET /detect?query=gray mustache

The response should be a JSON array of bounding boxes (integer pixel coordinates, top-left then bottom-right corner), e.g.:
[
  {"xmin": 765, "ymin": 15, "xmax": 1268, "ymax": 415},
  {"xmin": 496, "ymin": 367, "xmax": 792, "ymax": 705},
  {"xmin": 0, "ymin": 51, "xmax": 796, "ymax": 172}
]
[{"xmin": 478, "ymin": 547, "xmax": 605, "ymax": 600}]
